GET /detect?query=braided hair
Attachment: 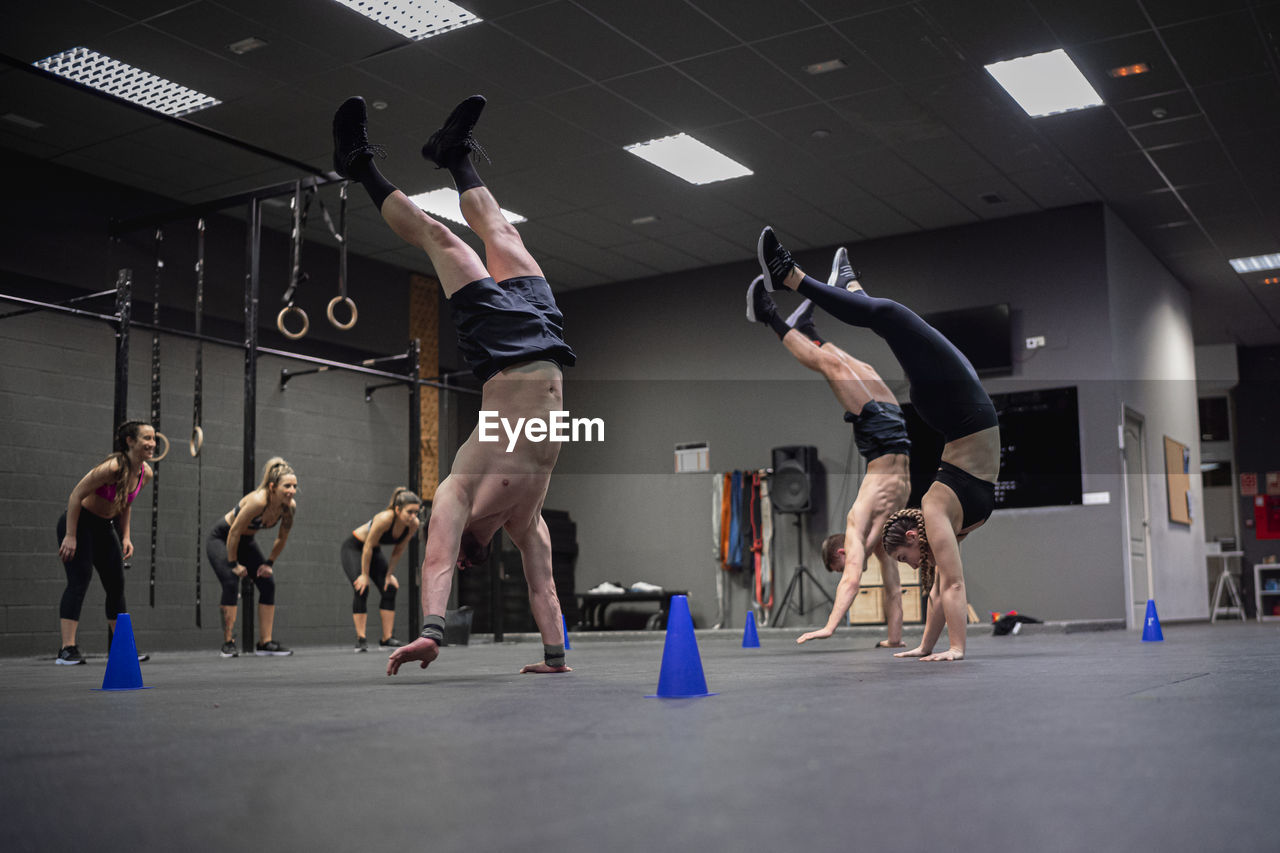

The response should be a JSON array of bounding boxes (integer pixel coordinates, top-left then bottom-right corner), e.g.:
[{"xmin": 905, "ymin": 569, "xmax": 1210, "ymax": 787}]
[
  {"xmin": 882, "ymin": 508, "xmax": 933, "ymax": 591},
  {"xmin": 105, "ymin": 420, "xmax": 148, "ymax": 514}
]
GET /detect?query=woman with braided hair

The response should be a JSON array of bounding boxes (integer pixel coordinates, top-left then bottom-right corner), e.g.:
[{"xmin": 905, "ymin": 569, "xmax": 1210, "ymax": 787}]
[
  {"xmin": 205, "ymin": 457, "xmax": 298, "ymax": 657},
  {"xmin": 54, "ymin": 420, "xmax": 156, "ymax": 665},
  {"xmin": 759, "ymin": 228, "xmax": 1000, "ymax": 661},
  {"xmin": 340, "ymin": 487, "xmax": 422, "ymax": 652}
]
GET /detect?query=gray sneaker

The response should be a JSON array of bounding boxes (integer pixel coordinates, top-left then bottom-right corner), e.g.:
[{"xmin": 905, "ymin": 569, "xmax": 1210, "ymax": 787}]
[
  {"xmin": 354, "ymin": 636, "xmax": 368, "ymax": 653},
  {"xmin": 220, "ymin": 640, "xmax": 238, "ymax": 658},
  {"xmin": 255, "ymin": 640, "xmax": 292, "ymax": 657}
]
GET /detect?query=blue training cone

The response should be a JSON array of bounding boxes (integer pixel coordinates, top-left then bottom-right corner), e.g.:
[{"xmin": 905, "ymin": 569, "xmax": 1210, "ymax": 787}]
[
  {"xmin": 562, "ymin": 613, "xmax": 571, "ymax": 651},
  {"xmin": 646, "ymin": 595, "xmax": 715, "ymax": 698},
  {"xmin": 742, "ymin": 611, "xmax": 760, "ymax": 648},
  {"xmin": 1141, "ymin": 599, "xmax": 1164, "ymax": 642},
  {"xmin": 99, "ymin": 613, "xmax": 149, "ymax": 691}
]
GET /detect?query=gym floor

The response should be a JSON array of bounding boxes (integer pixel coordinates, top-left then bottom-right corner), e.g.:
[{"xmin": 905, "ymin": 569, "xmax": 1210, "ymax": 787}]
[{"xmin": 4, "ymin": 621, "xmax": 1276, "ymax": 853}]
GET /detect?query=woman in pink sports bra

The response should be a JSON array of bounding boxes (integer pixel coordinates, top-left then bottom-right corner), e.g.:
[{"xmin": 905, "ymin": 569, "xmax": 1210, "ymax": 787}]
[{"xmin": 54, "ymin": 420, "xmax": 155, "ymax": 666}]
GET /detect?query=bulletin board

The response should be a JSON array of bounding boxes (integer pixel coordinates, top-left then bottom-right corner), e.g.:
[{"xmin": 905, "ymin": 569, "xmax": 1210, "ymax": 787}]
[{"xmin": 1163, "ymin": 435, "xmax": 1192, "ymax": 526}]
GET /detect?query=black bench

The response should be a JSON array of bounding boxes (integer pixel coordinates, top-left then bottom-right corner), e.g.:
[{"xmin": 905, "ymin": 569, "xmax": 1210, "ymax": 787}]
[{"xmin": 576, "ymin": 590, "xmax": 689, "ymax": 630}]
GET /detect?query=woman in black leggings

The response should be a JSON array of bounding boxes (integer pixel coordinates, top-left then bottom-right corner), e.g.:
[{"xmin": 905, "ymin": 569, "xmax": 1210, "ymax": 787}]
[
  {"xmin": 55, "ymin": 420, "xmax": 156, "ymax": 665},
  {"xmin": 340, "ymin": 487, "xmax": 421, "ymax": 652},
  {"xmin": 759, "ymin": 227, "xmax": 1001, "ymax": 661},
  {"xmin": 205, "ymin": 457, "xmax": 297, "ymax": 658}
]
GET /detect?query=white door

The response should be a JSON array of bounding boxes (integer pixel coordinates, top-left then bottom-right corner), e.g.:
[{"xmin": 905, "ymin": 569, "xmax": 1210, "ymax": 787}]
[{"xmin": 1121, "ymin": 407, "xmax": 1152, "ymax": 628}]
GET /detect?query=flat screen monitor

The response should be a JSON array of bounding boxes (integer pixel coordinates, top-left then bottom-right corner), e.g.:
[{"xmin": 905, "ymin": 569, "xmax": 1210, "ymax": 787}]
[
  {"xmin": 902, "ymin": 386, "xmax": 1082, "ymax": 510},
  {"xmin": 922, "ymin": 303, "xmax": 1012, "ymax": 377}
]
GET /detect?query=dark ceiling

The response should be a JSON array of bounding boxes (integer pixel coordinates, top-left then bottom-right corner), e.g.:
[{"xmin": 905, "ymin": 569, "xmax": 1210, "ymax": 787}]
[{"xmin": 2, "ymin": 0, "xmax": 1278, "ymax": 345}]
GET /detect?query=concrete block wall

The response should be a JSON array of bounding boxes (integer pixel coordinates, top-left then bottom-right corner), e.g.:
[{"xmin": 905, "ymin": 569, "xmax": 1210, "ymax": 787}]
[{"xmin": 0, "ymin": 309, "xmax": 415, "ymax": 658}]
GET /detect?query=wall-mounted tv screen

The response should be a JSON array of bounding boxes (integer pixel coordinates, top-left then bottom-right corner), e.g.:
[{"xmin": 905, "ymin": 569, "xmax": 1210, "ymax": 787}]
[
  {"xmin": 922, "ymin": 303, "xmax": 1012, "ymax": 377},
  {"xmin": 902, "ymin": 386, "xmax": 1083, "ymax": 510}
]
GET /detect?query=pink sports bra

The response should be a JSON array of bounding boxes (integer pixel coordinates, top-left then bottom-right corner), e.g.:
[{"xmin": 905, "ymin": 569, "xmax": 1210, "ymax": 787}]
[{"xmin": 95, "ymin": 470, "xmax": 145, "ymax": 505}]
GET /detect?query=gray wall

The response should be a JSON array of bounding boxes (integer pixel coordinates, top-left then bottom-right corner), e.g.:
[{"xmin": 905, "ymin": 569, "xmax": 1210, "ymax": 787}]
[
  {"xmin": 548, "ymin": 204, "xmax": 1190, "ymax": 627},
  {"xmin": 1103, "ymin": 209, "xmax": 1208, "ymax": 621}
]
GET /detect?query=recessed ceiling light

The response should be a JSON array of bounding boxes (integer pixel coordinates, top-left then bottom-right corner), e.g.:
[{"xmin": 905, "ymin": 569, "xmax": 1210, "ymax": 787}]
[
  {"xmin": 810, "ymin": 128, "xmax": 831, "ymax": 139},
  {"xmin": 803, "ymin": 59, "xmax": 847, "ymax": 75},
  {"xmin": 34, "ymin": 47, "xmax": 220, "ymax": 117},
  {"xmin": 227, "ymin": 36, "xmax": 268, "ymax": 55},
  {"xmin": 406, "ymin": 188, "xmax": 526, "ymax": 225},
  {"xmin": 1108, "ymin": 62, "xmax": 1149, "ymax": 78},
  {"xmin": 624, "ymin": 134, "xmax": 752, "ymax": 185},
  {"xmin": 985, "ymin": 49, "xmax": 1103, "ymax": 117},
  {"xmin": 1228, "ymin": 253, "xmax": 1280, "ymax": 274},
  {"xmin": 330, "ymin": 0, "xmax": 481, "ymax": 40},
  {"xmin": 630, "ymin": 215, "xmax": 659, "ymax": 225}
]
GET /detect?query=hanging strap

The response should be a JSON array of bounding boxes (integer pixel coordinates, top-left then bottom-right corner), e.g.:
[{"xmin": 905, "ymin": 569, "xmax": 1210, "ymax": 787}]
[
  {"xmin": 192, "ymin": 219, "xmax": 205, "ymax": 627},
  {"xmin": 325, "ymin": 181, "xmax": 357, "ymax": 330},
  {"xmin": 277, "ymin": 182, "xmax": 311, "ymax": 340},
  {"xmin": 149, "ymin": 228, "xmax": 164, "ymax": 608}
]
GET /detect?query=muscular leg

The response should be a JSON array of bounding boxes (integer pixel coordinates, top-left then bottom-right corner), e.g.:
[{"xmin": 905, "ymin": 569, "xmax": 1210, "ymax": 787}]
[
  {"xmin": 459, "ymin": 188, "xmax": 542, "ymax": 283},
  {"xmin": 379, "ymin": 192, "xmax": 490, "ymax": 298}
]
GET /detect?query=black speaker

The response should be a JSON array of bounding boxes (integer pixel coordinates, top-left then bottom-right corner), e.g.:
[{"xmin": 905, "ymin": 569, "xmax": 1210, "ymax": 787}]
[{"xmin": 771, "ymin": 445, "xmax": 818, "ymax": 513}]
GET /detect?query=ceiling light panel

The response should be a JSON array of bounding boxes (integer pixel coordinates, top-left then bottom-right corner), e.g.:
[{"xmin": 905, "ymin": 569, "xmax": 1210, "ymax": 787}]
[
  {"xmin": 985, "ymin": 49, "xmax": 1103, "ymax": 117},
  {"xmin": 34, "ymin": 47, "xmax": 220, "ymax": 117},
  {"xmin": 330, "ymin": 0, "xmax": 481, "ymax": 40},
  {"xmin": 407, "ymin": 188, "xmax": 526, "ymax": 225},
  {"xmin": 624, "ymin": 134, "xmax": 752, "ymax": 185},
  {"xmin": 1228, "ymin": 253, "xmax": 1280, "ymax": 274}
]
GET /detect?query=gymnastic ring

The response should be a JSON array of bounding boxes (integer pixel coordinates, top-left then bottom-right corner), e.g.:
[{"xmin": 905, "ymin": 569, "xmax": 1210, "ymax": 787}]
[
  {"xmin": 189, "ymin": 425, "xmax": 204, "ymax": 457},
  {"xmin": 326, "ymin": 295, "xmax": 358, "ymax": 330},
  {"xmin": 277, "ymin": 305, "xmax": 309, "ymax": 340},
  {"xmin": 152, "ymin": 431, "xmax": 170, "ymax": 463}
]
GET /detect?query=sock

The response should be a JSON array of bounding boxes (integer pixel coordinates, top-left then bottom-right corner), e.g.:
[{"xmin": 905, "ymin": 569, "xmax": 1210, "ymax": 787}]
[
  {"xmin": 347, "ymin": 154, "xmax": 398, "ymax": 210},
  {"xmin": 798, "ymin": 323, "xmax": 825, "ymax": 346},
  {"xmin": 448, "ymin": 155, "xmax": 484, "ymax": 194},
  {"xmin": 766, "ymin": 313, "xmax": 792, "ymax": 340}
]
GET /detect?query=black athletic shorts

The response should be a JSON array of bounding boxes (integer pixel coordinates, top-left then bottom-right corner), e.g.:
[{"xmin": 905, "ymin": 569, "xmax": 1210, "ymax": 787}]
[
  {"xmin": 843, "ymin": 400, "xmax": 911, "ymax": 463},
  {"xmin": 450, "ymin": 275, "xmax": 577, "ymax": 382}
]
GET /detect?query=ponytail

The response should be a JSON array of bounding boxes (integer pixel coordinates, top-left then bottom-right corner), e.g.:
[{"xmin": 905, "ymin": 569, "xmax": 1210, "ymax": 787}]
[
  {"xmin": 105, "ymin": 420, "xmax": 147, "ymax": 514},
  {"xmin": 386, "ymin": 487, "xmax": 422, "ymax": 512},
  {"xmin": 256, "ymin": 456, "xmax": 295, "ymax": 492}
]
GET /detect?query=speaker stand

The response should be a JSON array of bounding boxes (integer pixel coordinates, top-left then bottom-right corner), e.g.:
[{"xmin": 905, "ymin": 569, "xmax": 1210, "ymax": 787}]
[{"xmin": 770, "ymin": 511, "xmax": 835, "ymax": 627}]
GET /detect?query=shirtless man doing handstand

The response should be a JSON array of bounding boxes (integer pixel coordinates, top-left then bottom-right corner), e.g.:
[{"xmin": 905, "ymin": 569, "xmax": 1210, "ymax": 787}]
[
  {"xmin": 747, "ymin": 248, "xmax": 912, "ymax": 648},
  {"xmin": 332, "ymin": 94, "xmax": 576, "ymax": 676}
]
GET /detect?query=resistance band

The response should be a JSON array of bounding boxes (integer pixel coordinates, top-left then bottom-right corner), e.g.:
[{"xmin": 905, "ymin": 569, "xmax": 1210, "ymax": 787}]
[{"xmin": 192, "ymin": 218, "xmax": 205, "ymax": 627}]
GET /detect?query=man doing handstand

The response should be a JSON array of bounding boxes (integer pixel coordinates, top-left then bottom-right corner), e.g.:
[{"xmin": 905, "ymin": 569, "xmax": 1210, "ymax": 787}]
[
  {"xmin": 747, "ymin": 248, "xmax": 912, "ymax": 648},
  {"xmin": 332, "ymin": 94, "xmax": 576, "ymax": 676}
]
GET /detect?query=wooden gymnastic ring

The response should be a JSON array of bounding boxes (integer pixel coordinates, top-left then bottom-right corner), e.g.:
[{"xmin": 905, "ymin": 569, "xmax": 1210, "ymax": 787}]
[
  {"xmin": 326, "ymin": 295, "xmax": 358, "ymax": 330},
  {"xmin": 189, "ymin": 425, "xmax": 204, "ymax": 457},
  {"xmin": 151, "ymin": 431, "xmax": 170, "ymax": 463},
  {"xmin": 277, "ymin": 305, "xmax": 309, "ymax": 340}
]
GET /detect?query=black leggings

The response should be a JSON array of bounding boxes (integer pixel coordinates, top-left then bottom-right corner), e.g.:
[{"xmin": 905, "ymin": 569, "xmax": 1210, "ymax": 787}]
[
  {"xmin": 56, "ymin": 510, "xmax": 127, "ymax": 621},
  {"xmin": 205, "ymin": 519, "xmax": 276, "ymax": 607},
  {"xmin": 340, "ymin": 536, "xmax": 397, "ymax": 614},
  {"xmin": 795, "ymin": 277, "xmax": 998, "ymax": 441}
]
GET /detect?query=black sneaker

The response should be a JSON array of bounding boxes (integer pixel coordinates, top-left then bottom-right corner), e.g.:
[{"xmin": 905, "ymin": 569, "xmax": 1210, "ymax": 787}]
[
  {"xmin": 379, "ymin": 637, "xmax": 404, "ymax": 648},
  {"xmin": 757, "ymin": 226, "xmax": 796, "ymax": 292},
  {"xmin": 56, "ymin": 645, "xmax": 86, "ymax": 665},
  {"xmin": 745, "ymin": 275, "xmax": 778, "ymax": 324},
  {"xmin": 255, "ymin": 640, "xmax": 292, "ymax": 656},
  {"xmin": 421, "ymin": 95, "xmax": 488, "ymax": 169},
  {"xmin": 332, "ymin": 96, "xmax": 387, "ymax": 177},
  {"xmin": 784, "ymin": 297, "xmax": 814, "ymax": 330},
  {"xmin": 354, "ymin": 636, "xmax": 368, "ymax": 653},
  {"xmin": 826, "ymin": 246, "xmax": 860, "ymax": 290},
  {"xmin": 220, "ymin": 640, "xmax": 238, "ymax": 658}
]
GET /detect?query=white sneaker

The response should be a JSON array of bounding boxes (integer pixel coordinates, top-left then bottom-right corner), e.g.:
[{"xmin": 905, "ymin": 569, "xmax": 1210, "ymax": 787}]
[
  {"xmin": 587, "ymin": 581, "xmax": 627, "ymax": 594},
  {"xmin": 630, "ymin": 581, "xmax": 663, "ymax": 593}
]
